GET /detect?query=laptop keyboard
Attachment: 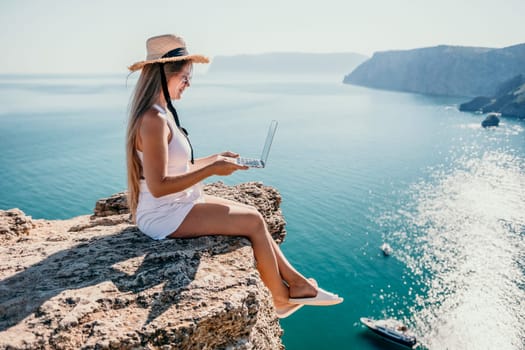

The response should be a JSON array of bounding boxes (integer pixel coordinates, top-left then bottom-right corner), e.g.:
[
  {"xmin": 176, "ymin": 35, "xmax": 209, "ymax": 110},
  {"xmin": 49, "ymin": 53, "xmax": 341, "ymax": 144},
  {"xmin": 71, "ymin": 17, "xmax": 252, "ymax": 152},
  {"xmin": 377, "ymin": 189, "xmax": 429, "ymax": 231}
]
[{"xmin": 237, "ymin": 157, "xmax": 263, "ymax": 168}]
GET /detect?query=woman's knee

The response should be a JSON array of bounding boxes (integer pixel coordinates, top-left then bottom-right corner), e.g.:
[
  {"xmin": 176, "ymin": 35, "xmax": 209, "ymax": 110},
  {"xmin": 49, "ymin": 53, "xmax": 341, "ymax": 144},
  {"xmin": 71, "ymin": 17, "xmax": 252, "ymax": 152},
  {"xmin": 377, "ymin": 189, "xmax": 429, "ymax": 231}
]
[{"xmin": 243, "ymin": 209, "xmax": 266, "ymax": 237}]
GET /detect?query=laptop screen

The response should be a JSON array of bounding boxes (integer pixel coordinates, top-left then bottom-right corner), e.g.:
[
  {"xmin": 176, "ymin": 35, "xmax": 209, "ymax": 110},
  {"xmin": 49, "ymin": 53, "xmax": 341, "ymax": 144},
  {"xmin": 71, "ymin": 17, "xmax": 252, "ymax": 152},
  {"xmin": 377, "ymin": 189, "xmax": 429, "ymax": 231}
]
[{"xmin": 261, "ymin": 120, "xmax": 278, "ymax": 165}]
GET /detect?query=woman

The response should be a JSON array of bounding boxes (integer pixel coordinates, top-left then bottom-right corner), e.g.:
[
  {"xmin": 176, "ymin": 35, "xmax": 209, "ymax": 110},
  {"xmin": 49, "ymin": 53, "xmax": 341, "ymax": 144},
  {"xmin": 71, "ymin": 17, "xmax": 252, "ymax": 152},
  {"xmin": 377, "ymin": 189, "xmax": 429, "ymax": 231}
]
[{"xmin": 126, "ymin": 34, "xmax": 343, "ymax": 318}]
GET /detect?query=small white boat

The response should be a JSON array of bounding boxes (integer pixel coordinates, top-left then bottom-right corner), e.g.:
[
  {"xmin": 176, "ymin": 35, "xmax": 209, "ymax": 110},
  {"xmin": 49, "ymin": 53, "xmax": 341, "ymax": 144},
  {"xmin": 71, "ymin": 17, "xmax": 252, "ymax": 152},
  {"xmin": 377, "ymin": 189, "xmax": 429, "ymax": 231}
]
[
  {"xmin": 380, "ymin": 242, "xmax": 393, "ymax": 256},
  {"xmin": 360, "ymin": 317, "xmax": 417, "ymax": 348}
]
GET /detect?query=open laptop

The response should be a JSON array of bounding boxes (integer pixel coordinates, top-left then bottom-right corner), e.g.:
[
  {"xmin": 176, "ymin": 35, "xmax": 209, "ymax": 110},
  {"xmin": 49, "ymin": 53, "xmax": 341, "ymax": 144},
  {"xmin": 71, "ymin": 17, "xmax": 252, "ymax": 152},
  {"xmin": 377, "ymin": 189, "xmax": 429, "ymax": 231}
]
[{"xmin": 235, "ymin": 120, "xmax": 278, "ymax": 168}]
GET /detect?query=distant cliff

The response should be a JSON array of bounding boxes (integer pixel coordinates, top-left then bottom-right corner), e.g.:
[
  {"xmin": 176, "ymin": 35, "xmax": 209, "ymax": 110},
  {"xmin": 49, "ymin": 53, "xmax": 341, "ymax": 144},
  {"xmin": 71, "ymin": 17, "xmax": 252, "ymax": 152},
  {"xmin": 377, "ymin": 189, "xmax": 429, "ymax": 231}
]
[
  {"xmin": 0, "ymin": 182, "xmax": 285, "ymax": 350},
  {"xmin": 343, "ymin": 43, "xmax": 525, "ymax": 97},
  {"xmin": 460, "ymin": 74, "xmax": 525, "ymax": 118},
  {"xmin": 208, "ymin": 52, "xmax": 368, "ymax": 76}
]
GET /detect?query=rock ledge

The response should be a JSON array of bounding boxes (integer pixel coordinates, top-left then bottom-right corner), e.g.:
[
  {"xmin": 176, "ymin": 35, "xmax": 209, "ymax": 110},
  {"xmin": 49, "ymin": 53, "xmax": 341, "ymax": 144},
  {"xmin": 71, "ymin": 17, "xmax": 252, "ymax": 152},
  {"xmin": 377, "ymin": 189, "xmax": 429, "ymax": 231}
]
[{"xmin": 0, "ymin": 182, "xmax": 285, "ymax": 349}]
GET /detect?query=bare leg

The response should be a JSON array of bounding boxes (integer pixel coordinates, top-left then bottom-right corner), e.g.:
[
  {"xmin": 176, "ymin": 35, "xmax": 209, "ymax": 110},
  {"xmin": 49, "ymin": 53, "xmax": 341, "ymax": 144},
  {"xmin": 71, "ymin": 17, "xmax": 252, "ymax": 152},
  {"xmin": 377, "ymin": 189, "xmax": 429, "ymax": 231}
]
[
  {"xmin": 201, "ymin": 195, "xmax": 317, "ymax": 299},
  {"xmin": 170, "ymin": 198, "xmax": 292, "ymax": 308}
]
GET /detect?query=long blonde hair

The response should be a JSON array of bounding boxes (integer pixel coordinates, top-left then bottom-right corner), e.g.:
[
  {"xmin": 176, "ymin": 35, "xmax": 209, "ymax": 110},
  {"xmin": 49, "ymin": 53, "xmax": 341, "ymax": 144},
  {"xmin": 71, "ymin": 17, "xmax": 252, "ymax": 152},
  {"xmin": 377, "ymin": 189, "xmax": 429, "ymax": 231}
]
[{"xmin": 126, "ymin": 61, "xmax": 190, "ymax": 221}]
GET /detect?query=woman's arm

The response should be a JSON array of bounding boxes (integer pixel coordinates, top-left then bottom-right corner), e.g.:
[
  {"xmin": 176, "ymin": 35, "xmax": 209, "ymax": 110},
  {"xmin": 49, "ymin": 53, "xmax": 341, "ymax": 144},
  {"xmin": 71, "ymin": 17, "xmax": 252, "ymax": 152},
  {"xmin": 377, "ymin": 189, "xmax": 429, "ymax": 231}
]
[{"xmin": 139, "ymin": 111, "xmax": 247, "ymax": 198}]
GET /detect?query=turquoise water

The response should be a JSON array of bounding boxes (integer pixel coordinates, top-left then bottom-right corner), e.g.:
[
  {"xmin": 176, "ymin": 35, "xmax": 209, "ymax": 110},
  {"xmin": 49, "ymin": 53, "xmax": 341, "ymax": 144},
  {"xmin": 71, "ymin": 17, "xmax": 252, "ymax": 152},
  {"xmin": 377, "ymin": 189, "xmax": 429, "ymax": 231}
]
[{"xmin": 1, "ymin": 74, "xmax": 524, "ymax": 349}]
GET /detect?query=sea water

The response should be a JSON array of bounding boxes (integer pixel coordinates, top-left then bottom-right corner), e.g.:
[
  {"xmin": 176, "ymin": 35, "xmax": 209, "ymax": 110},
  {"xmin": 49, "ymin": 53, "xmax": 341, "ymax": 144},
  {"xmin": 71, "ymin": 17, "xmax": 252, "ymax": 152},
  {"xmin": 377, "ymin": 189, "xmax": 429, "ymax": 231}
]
[{"xmin": 0, "ymin": 73, "xmax": 523, "ymax": 350}]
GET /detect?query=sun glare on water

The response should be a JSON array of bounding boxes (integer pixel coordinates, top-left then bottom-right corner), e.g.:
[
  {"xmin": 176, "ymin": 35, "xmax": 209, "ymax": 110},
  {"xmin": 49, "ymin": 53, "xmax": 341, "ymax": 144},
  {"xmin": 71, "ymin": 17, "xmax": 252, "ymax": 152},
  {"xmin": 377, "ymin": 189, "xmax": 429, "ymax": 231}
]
[{"xmin": 390, "ymin": 151, "xmax": 525, "ymax": 349}]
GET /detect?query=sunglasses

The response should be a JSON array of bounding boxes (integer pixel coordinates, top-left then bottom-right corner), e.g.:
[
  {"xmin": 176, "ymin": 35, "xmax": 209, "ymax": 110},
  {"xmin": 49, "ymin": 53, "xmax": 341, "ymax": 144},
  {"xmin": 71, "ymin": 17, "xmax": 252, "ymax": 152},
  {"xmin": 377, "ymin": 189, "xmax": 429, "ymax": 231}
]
[{"xmin": 179, "ymin": 72, "xmax": 192, "ymax": 85}]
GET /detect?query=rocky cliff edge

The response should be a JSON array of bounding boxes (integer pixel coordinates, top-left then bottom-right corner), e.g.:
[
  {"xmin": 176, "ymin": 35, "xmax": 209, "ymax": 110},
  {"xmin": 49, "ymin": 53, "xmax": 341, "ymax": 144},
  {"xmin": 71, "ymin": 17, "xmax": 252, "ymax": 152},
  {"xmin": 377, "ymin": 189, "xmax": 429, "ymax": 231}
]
[{"xmin": 0, "ymin": 182, "xmax": 286, "ymax": 350}]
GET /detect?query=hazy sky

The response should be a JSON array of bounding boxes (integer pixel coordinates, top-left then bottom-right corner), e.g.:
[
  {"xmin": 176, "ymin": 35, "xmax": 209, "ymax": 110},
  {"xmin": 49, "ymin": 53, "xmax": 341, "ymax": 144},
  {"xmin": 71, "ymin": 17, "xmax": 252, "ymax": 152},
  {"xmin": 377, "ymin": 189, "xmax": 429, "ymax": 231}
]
[{"xmin": 1, "ymin": 0, "xmax": 523, "ymax": 74}]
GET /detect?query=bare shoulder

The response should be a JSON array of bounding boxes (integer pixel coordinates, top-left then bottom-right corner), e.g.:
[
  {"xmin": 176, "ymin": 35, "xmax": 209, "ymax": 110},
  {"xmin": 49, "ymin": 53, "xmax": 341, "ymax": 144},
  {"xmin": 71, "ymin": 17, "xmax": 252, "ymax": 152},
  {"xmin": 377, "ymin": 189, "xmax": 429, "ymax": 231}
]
[
  {"xmin": 136, "ymin": 108, "xmax": 170, "ymax": 152},
  {"xmin": 139, "ymin": 108, "xmax": 169, "ymax": 137}
]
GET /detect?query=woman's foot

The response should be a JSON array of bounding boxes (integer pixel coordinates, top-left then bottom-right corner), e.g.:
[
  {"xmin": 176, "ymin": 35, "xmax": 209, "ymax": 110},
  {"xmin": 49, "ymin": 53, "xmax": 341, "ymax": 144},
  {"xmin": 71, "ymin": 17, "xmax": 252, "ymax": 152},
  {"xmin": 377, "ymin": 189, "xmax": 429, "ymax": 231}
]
[
  {"xmin": 274, "ymin": 278, "xmax": 317, "ymax": 309},
  {"xmin": 274, "ymin": 299, "xmax": 294, "ymax": 310},
  {"xmin": 275, "ymin": 302, "xmax": 304, "ymax": 318},
  {"xmin": 288, "ymin": 277, "xmax": 343, "ymax": 306},
  {"xmin": 288, "ymin": 277, "xmax": 318, "ymax": 299}
]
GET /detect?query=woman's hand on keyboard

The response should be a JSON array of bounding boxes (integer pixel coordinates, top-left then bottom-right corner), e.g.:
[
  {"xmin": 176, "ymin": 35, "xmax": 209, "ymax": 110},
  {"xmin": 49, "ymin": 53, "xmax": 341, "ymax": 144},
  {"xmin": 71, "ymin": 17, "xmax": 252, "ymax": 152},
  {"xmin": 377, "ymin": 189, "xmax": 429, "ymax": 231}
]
[{"xmin": 210, "ymin": 155, "xmax": 248, "ymax": 176}]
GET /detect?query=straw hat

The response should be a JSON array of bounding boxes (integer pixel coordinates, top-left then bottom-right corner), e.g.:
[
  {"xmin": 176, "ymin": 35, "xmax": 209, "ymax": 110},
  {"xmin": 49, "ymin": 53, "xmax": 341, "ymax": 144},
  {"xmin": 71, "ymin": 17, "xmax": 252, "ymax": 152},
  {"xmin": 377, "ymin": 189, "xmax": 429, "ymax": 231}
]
[{"xmin": 128, "ymin": 34, "xmax": 209, "ymax": 72}]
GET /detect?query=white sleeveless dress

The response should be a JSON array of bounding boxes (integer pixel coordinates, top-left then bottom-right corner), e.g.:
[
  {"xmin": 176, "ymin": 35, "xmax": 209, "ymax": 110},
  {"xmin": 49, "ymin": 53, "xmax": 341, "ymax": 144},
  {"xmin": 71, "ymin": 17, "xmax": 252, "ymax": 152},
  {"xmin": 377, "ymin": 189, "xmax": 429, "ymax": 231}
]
[{"xmin": 135, "ymin": 104, "xmax": 204, "ymax": 240}]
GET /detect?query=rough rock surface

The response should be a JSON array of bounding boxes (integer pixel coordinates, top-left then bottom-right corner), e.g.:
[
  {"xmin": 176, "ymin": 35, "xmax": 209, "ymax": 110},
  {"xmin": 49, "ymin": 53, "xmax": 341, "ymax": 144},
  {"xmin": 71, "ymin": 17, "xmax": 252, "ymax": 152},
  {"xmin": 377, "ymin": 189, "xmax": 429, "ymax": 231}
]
[
  {"xmin": 0, "ymin": 209, "xmax": 36, "ymax": 242},
  {"xmin": 0, "ymin": 182, "xmax": 285, "ymax": 350}
]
